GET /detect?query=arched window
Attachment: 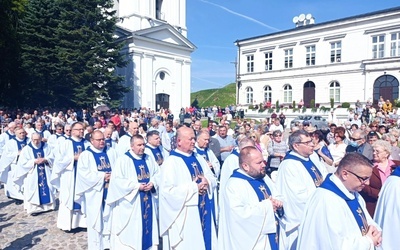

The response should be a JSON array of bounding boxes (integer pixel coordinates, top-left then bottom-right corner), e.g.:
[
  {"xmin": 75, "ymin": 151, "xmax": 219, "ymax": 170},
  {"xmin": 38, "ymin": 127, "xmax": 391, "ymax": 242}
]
[
  {"xmin": 329, "ymin": 81, "xmax": 340, "ymax": 102},
  {"xmin": 283, "ymin": 84, "xmax": 292, "ymax": 103},
  {"xmin": 264, "ymin": 86, "xmax": 272, "ymax": 102},
  {"xmin": 246, "ymin": 87, "xmax": 253, "ymax": 104}
]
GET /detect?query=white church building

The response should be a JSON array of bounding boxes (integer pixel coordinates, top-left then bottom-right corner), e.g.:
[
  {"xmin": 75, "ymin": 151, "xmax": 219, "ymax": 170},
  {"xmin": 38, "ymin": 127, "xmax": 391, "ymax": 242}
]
[
  {"xmin": 113, "ymin": 0, "xmax": 195, "ymax": 115},
  {"xmin": 235, "ymin": 7, "xmax": 400, "ymax": 108}
]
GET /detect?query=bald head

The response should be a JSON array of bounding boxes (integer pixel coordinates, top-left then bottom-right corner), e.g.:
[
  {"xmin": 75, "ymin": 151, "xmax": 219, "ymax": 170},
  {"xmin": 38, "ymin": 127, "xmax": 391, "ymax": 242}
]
[
  {"xmin": 177, "ymin": 126, "xmax": 195, "ymax": 153},
  {"xmin": 129, "ymin": 122, "xmax": 139, "ymax": 135}
]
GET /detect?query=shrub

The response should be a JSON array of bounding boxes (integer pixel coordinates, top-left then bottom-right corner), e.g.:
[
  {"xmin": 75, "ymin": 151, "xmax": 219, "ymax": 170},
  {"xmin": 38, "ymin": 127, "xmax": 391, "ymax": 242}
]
[
  {"xmin": 302, "ymin": 106, "xmax": 307, "ymax": 113},
  {"xmin": 341, "ymin": 102, "xmax": 350, "ymax": 108},
  {"xmin": 310, "ymin": 99, "xmax": 315, "ymax": 108},
  {"xmin": 330, "ymin": 98, "xmax": 334, "ymax": 108},
  {"xmin": 249, "ymin": 104, "xmax": 254, "ymax": 109}
]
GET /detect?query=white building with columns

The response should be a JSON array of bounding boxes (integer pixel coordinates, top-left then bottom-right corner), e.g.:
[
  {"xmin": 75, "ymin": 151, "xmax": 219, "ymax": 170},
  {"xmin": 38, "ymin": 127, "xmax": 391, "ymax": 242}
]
[
  {"xmin": 113, "ymin": 0, "xmax": 195, "ymax": 115},
  {"xmin": 235, "ymin": 7, "xmax": 400, "ymax": 108}
]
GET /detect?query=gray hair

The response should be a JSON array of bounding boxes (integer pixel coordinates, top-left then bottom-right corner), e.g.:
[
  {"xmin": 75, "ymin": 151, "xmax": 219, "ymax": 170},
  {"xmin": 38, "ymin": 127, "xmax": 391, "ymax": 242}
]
[
  {"xmin": 372, "ymin": 140, "xmax": 392, "ymax": 155},
  {"xmin": 288, "ymin": 130, "xmax": 310, "ymax": 151}
]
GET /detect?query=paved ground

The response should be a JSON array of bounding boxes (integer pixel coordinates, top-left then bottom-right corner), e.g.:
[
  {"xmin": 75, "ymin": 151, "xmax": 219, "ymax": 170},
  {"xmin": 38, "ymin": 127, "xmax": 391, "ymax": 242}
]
[{"xmin": 0, "ymin": 186, "xmax": 88, "ymax": 250}]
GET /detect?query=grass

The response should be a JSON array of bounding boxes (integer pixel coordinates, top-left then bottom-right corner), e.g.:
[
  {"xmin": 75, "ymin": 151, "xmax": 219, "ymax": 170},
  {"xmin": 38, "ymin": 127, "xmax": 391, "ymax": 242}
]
[{"xmin": 190, "ymin": 83, "xmax": 236, "ymax": 108}]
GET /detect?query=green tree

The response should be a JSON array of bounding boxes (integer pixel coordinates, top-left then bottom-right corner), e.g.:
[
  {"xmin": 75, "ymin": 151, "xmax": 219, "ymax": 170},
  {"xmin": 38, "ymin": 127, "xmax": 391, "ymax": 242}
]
[
  {"xmin": 18, "ymin": 0, "xmax": 61, "ymax": 107},
  {"xmin": 0, "ymin": 0, "xmax": 28, "ymax": 106},
  {"xmin": 55, "ymin": 0, "xmax": 128, "ymax": 108}
]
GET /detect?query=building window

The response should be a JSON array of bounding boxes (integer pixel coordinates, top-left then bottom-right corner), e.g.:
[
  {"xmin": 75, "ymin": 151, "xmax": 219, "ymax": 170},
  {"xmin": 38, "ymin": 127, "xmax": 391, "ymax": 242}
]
[
  {"xmin": 372, "ymin": 35, "xmax": 385, "ymax": 59},
  {"xmin": 284, "ymin": 49, "xmax": 293, "ymax": 68},
  {"xmin": 329, "ymin": 81, "xmax": 340, "ymax": 102},
  {"xmin": 306, "ymin": 45, "xmax": 316, "ymax": 66},
  {"xmin": 391, "ymin": 32, "xmax": 400, "ymax": 57},
  {"xmin": 330, "ymin": 41, "xmax": 341, "ymax": 63},
  {"xmin": 264, "ymin": 86, "xmax": 272, "ymax": 102},
  {"xmin": 265, "ymin": 52, "xmax": 272, "ymax": 71},
  {"xmin": 283, "ymin": 84, "xmax": 292, "ymax": 103},
  {"xmin": 247, "ymin": 55, "xmax": 254, "ymax": 72},
  {"xmin": 246, "ymin": 87, "xmax": 253, "ymax": 104}
]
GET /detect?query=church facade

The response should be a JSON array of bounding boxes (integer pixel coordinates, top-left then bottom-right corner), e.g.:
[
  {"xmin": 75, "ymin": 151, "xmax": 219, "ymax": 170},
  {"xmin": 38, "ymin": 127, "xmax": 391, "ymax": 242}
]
[
  {"xmin": 235, "ymin": 7, "xmax": 400, "ymax": 108},
  {"xmin": 113, "ymin": 0, "xmax": 195, "ymax": 114}
]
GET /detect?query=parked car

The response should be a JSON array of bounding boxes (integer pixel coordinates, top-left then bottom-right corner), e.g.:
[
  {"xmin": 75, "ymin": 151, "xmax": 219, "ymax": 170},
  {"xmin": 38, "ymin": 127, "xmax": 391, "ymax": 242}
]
[{"xmin": 290, "ymin": 115, "xmax": 329, "ymax": 129}]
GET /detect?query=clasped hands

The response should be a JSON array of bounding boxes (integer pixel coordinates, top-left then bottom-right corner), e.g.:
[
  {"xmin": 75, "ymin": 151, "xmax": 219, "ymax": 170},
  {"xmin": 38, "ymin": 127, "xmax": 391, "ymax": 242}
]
[
  {"xmin": 139, "ymin": 182, "xmax": 154, "ymax": 192},
  {"xmin": 195, "ymin": 175, "xmax": 209, "ymax": 195},
  {"xmin": 34, "ymin": 157, "xmax": 47, "ymax": 165},
  {"xmin": 365, "ymin": 225, "xmax": 382, "ymax": 247}
]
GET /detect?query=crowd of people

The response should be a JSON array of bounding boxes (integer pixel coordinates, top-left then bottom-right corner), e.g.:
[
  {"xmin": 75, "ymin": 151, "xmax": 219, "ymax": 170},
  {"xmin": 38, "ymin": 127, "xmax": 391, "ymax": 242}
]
[{"xmin": 0, "ymin": 103, "xmax": 399, "ymax": 249}]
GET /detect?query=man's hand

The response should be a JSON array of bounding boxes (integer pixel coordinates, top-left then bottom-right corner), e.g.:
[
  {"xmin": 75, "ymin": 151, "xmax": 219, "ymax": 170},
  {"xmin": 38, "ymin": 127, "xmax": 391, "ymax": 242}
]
[
  {"xmin": 104, "ymin": 172, "xmax": 111, "ymax": 182},
  {"xmin": 34, "ymin": 158, "xmax": 47, "ymax": 165},
  {"xmin": 197, "ymin": 175, "xmax": 209, "ymax": 195},
  {"xmin": 74, "ymin": 153, "xmax": 81, "ymax": 161},
  {"xmin": 138, "ymin": 183, "xmax": 147, "ymax": 191},
  {"xmin": 143, "ymin": 182, "xmax": 154, "ymax": 192},
  {"xmin": 270, "ymin": 197, "xmax": 283, "ymax": 212},
  {"xmin": 365, "ymin": 225, "xmax": 382, "ymax": 247}
]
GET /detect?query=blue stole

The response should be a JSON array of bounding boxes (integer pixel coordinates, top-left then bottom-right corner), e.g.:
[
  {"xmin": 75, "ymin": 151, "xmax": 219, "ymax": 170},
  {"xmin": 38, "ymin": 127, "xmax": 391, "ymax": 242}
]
[
  {"xmin": 320, "ymin": 174, "xmax": 369, "ymax": 235},
  {"xmin": 231, "ymin": 149, "xmax": 239, "ymax": 157},
  {"xmin": 55, "ymin": 133, "xmax": 64, "ymax": 139},
  {"xmin": 195, "ymin": 146, "xmax": 217, "ymax": 224},
  {"xmin": 6, "ymin": 131, "xmax": 16, "ymax": 140},
  {"xmin": 145, "ymin": 145, "xmax": 164, "ymax": 166},
  {"xmin": 392, "ymin": 167, "xmax": 400, "ymax": 177},
  {"xmin": 68, "ymin": 138, "xmax": 86, "ymax": 210},
  {"xmin": 231, "ymin": 169, "xmax": 279, "ymax": 250},
  {"xmin": 28, "ymin": 142, "xmax": 51, "ymax": 205},
  {"xmin": 86, "ymin": 147, "xmax": 112, "ymax": 209},
  {"xmin": 105, "ymin": 138, "xmax": 112, "ymax": 150},
  {"xmin": 34, "ymin": 129, "xmax": 44, "ymax": 138},
  {"xmin": 125, "ymin": 152, "xmax": 153, "ymax": 250},
  {"xmin": 170, "ymin": 150, "xmax": 213, "ymax": 250},
  {"xmin": 13, "ymin": 137, "xmax": 27, "ymax": 151},
  {"xmin": 196, "ymin": 146, "xmax": 210, "ymax": 161},
  {"xmin": 284, "ymin": 153, "xmax": 323, "ymax": 187}
]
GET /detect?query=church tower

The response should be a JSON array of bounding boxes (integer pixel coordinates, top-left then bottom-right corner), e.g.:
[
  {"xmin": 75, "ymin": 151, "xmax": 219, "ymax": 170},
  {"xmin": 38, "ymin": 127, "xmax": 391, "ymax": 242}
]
[
  {"xmin": 114, "ymin": 0, "xmax": 195, "ymax": 114},
  {"xmin": 115, "ymin": 0, "xmax": 187, "ymax": 37}
]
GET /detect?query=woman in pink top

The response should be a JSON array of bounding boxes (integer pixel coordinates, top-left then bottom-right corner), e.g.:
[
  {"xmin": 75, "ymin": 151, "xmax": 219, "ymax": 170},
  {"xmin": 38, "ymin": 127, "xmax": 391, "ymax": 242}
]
[{"xmin": 360, "ymin": 140, "xmax": 397, "ymax": 216}]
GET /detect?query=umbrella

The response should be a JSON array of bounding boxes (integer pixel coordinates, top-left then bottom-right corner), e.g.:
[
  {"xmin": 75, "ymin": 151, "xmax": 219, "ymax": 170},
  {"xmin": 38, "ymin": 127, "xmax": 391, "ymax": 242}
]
[{"xmin": 95, "ymin": 104, "xmax": 110, "ymax": 112}]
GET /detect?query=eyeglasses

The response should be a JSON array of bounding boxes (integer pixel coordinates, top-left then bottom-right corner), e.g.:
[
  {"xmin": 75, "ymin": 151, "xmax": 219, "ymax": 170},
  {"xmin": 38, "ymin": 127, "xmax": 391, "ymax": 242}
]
[
  {"xmin": 349, "ymin": 137, "xmax": 362, "ymax": 141},
  {"xmin": 274, "ymin": 134, "xmax": 282, "ymax": 137},
  {"xmin": 296, "ymin": 140, "xmax": 313, "ymax": 146},
  {"xmin": 92, "ymin": 138, "xmax": 105, "ymax": 141},
  {"xmin": 345, "ymin": 169, "xmax": 370, "ymax": 183},
  {"xmin": 65, "ymin": 130, "xmax": 71, "ymax": 132}
]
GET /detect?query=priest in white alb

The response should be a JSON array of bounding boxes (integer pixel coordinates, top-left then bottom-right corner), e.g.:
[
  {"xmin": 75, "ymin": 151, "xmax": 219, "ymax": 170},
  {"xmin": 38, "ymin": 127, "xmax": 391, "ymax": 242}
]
[
  {"xmin": 0, "ymin": 127, "xmax": 28, "ymax": 203},
  {"xmin": 106, "ymin": 134, "xmax": 160, "ymax": 249},
  {"xmin": 159, "ymin": 126, "xmax": 218, "ymax": 250},
  {"xmin": 297, "ymin": 153, "xmax": 382, "ymax": 249},
  {"xmin": 374, "ymin": 166, "xmax": 400, "ymax": 249},
  {"xmin": 275, "ymin": 130, "xmax": 328, "ymax": 249},
  {"xmin": 75, "ymin": 130, "xmax": 118, "ymax": 250},
  {"xmin": 51, "ymin": 122, "xmax": 89, "ymax": 230},
  {"xmin": 218, "ymin": 146, "xmax": 284, "ymax": 250},
  {"xmin": 15, "ymin": 133, "xmax": 55, "ymax": 214}
]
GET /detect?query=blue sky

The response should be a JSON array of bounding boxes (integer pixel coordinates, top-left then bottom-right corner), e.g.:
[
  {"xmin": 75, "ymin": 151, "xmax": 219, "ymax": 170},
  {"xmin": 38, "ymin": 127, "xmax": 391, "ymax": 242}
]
[{"xmin": 186, "ymin": 0, "xmax": 400, "ymax": 92}]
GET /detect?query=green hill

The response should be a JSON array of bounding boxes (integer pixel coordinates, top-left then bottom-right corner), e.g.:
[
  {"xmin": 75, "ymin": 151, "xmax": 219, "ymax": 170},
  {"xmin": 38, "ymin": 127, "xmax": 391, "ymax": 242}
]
[{"xmin": 191, "ymin": 83, "xmax": 236, "ymax": 108}]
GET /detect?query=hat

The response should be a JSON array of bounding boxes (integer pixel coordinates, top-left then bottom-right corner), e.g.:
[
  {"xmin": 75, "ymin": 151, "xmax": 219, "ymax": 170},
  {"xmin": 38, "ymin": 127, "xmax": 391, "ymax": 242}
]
[{"xmin": 303, "ymin": 121, "xmax": 311, "ymax": 126}]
